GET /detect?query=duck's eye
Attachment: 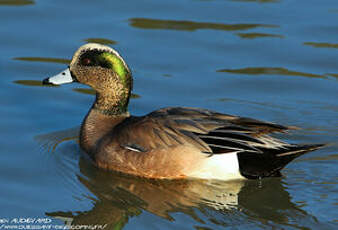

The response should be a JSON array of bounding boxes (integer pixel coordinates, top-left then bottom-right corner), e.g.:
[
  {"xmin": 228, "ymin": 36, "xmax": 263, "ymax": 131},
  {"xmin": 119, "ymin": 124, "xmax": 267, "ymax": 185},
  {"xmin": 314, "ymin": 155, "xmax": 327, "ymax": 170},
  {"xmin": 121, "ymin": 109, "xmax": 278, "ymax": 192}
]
[{"xmin": 82, "ymin": 58, "xmax": 92, "ymax": 66}]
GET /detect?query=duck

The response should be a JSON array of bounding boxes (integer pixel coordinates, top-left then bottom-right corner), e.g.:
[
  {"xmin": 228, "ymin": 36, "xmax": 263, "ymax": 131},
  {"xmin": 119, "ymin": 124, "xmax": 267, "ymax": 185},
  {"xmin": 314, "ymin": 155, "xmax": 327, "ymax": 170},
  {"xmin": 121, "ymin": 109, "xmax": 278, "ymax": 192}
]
[{"xmin": 42, "ymin": 43, "xmax": 325, "ymax": 180}]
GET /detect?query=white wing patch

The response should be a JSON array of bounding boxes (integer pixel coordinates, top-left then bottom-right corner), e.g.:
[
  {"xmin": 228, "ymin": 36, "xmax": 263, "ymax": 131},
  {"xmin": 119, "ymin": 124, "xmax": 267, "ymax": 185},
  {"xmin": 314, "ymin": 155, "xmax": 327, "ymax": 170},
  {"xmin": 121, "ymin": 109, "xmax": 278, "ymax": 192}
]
[
  {"xmin": 124, "ymin": 146, "xmax": 142, "ymax": 152},
  {"xmin": 122, "ymin": 144, "xmax": 146, "ymax": 152}
]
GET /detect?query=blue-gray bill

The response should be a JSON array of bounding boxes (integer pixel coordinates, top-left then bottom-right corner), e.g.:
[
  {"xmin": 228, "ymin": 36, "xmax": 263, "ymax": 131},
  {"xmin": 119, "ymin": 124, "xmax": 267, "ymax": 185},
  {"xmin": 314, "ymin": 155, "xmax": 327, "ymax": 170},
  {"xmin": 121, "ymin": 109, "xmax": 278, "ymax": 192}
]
[{"xmin": 43, "ymin": 68, "xmax": 74, "ymax": 85}]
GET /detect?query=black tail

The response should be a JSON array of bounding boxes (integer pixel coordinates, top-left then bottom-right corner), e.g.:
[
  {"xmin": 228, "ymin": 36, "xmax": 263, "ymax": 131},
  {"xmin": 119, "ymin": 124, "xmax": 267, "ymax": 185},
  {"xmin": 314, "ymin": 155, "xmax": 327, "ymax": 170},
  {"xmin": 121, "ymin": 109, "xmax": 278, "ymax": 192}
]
[{"xmin": 237, "ymin": 144, "xmax": 326, "ymax": 179}]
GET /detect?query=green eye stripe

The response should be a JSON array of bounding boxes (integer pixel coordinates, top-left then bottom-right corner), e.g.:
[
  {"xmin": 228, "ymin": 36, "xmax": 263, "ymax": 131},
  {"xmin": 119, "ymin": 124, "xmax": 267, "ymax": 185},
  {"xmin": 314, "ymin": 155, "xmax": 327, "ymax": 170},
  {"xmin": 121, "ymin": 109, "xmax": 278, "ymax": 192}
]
[{"xmin": 80, "ymin": 49, "xmax": 129, "ymax": 87}]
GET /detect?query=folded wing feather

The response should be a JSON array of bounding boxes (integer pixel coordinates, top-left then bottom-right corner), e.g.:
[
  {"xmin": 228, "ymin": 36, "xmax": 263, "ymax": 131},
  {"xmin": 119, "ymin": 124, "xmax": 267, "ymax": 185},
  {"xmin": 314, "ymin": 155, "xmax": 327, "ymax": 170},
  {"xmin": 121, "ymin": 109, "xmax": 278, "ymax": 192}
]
[{"xmin": 113, "ymin": 107, "xmax": 292, "ymax": 154}]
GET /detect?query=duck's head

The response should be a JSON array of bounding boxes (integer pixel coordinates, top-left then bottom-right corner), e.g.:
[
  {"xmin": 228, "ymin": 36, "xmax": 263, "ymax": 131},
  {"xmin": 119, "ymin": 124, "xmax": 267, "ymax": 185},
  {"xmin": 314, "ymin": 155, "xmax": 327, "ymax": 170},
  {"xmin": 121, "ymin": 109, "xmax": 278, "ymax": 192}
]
[{"xmin": 43, "ymin": 43, "xmax": 132, "ymax": 115}]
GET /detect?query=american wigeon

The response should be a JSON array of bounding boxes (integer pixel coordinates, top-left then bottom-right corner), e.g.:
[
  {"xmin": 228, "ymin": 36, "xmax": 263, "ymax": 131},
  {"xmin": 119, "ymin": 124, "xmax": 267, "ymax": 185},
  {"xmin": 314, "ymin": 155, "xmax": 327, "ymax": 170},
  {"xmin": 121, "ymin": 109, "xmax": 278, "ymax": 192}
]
[{"xmin": 43, "ymin": 43, "xmax": 325, "ymax": 180}]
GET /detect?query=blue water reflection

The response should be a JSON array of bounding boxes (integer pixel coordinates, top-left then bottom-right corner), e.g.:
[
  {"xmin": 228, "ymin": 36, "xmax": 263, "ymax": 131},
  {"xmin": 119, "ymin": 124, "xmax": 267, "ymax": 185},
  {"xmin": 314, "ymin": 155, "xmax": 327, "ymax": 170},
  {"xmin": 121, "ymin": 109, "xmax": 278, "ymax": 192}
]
[{"xmin": 0, "ymin": 0, "xmax": 337, "ymax": 229}]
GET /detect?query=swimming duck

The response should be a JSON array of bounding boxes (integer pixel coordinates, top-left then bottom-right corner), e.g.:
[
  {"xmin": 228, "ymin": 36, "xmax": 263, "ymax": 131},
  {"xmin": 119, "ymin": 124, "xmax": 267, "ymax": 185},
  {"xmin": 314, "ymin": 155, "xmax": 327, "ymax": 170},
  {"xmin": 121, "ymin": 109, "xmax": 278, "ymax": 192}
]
[{"xmin": 43, "ymin": 43, "xmax": 324, "ymax": 180}]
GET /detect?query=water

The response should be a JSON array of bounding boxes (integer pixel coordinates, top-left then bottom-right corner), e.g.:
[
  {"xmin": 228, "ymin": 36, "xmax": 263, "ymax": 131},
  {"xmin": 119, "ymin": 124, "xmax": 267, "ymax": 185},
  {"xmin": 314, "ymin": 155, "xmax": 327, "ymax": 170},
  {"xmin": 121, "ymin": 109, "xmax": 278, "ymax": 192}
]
[{"xmin": 0, "ymin": 0, "xmax": 337, "ymax": 229}]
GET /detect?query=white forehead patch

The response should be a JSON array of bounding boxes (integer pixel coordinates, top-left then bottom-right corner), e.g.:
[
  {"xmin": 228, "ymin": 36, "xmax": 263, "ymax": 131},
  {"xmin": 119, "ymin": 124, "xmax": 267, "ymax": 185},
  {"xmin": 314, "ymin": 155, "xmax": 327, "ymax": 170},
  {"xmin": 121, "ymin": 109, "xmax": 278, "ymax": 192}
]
[{"xmin": 70, "ymin": 43, "xmax": 128, "ymax": 69}]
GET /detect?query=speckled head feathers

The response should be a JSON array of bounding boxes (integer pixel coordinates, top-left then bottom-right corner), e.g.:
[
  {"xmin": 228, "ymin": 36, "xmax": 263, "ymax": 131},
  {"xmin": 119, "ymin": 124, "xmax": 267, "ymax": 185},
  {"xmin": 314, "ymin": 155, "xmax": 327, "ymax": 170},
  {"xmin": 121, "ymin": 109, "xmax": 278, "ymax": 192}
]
[{"xmin": 68, "ymin": 43, "xmax": 133, "ymax": 115}]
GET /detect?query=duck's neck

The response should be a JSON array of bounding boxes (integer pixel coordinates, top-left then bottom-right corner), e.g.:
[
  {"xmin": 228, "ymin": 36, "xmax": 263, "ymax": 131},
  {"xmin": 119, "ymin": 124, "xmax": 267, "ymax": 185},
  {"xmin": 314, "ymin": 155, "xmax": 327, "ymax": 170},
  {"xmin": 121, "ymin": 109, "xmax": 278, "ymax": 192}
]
[
  {"xmin": 93, "ymin": 90, "xmax": 130, "ymax": 116},
  {"xmin": 80, "ymin": 93, "xmax": 130, "ymax": 158}
]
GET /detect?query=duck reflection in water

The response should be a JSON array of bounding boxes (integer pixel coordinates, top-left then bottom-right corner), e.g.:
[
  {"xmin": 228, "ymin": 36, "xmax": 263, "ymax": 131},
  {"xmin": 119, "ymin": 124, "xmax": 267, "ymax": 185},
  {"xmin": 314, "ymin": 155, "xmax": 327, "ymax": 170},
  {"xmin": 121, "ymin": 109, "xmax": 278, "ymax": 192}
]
[{"xmin": 38, "ymin": 128, "xmax": 316, "ymax": 229}]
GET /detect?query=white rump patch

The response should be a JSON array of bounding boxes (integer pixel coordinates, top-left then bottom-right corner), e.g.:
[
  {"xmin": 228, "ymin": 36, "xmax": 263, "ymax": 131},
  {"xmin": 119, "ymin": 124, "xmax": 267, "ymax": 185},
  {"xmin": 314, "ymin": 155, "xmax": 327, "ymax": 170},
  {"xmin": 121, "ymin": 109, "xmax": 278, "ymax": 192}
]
[{"xmin": 189, "ymin": 153, "xmax": 244, "ymax": 180}]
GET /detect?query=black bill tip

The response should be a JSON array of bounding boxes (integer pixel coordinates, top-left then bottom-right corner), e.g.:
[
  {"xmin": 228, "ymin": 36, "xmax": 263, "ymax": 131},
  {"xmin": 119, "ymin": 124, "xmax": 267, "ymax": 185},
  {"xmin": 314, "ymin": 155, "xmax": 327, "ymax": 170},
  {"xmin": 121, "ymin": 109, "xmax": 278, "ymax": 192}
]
[{"xmin": 42, "ymin": 78, "xmax": 52, "ymax": 85}]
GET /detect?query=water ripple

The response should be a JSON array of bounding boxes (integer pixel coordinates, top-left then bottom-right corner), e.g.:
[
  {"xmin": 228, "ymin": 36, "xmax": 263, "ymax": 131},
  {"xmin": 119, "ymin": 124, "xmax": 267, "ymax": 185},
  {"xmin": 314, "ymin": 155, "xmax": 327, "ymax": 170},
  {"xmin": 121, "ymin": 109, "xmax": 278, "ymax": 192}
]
[
  {"xmin": 14, "ymin": 80, "xmax": 58, "ymax": 87},
  {"xmin": 83, "ymin": 38, "xmax": 117, "ymax": 45},
  {"xmin": 129, "ymin": 18, "xmax": 278, "ymax": 32},
  {"xmin": 236, "ymin": 32, "xmax": 283, "ymax": 39},
  {"xmin": 0, "ymin": 0, "xmax": 34, "ymax": 6},
  {"xmin": 304, "ymin": 42, "xmax": 338, "ymax": 49},
  {"xmin": 217, "ymin": 67, "xmax": 326, "ymax": 79},
  {"xmin": 231, "ymin": 0, "xmax": 278, "ymax": 3},
  {"xmin": 13, "ymin": 57, "xmax": 70, "ymax": 64}
]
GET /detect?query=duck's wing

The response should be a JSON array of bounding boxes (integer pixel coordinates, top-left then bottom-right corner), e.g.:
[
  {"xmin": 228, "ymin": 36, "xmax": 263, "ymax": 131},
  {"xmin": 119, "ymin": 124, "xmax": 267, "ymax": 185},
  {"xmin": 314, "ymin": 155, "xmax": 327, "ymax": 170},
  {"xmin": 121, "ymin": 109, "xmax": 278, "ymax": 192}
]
[
  {"xmin": 113, "ymin": 107, "xmax": 294, "ymax": 154},
  {"xmin": 110, "ymin": 107, "xmax": 325, "ymax": 179}
]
